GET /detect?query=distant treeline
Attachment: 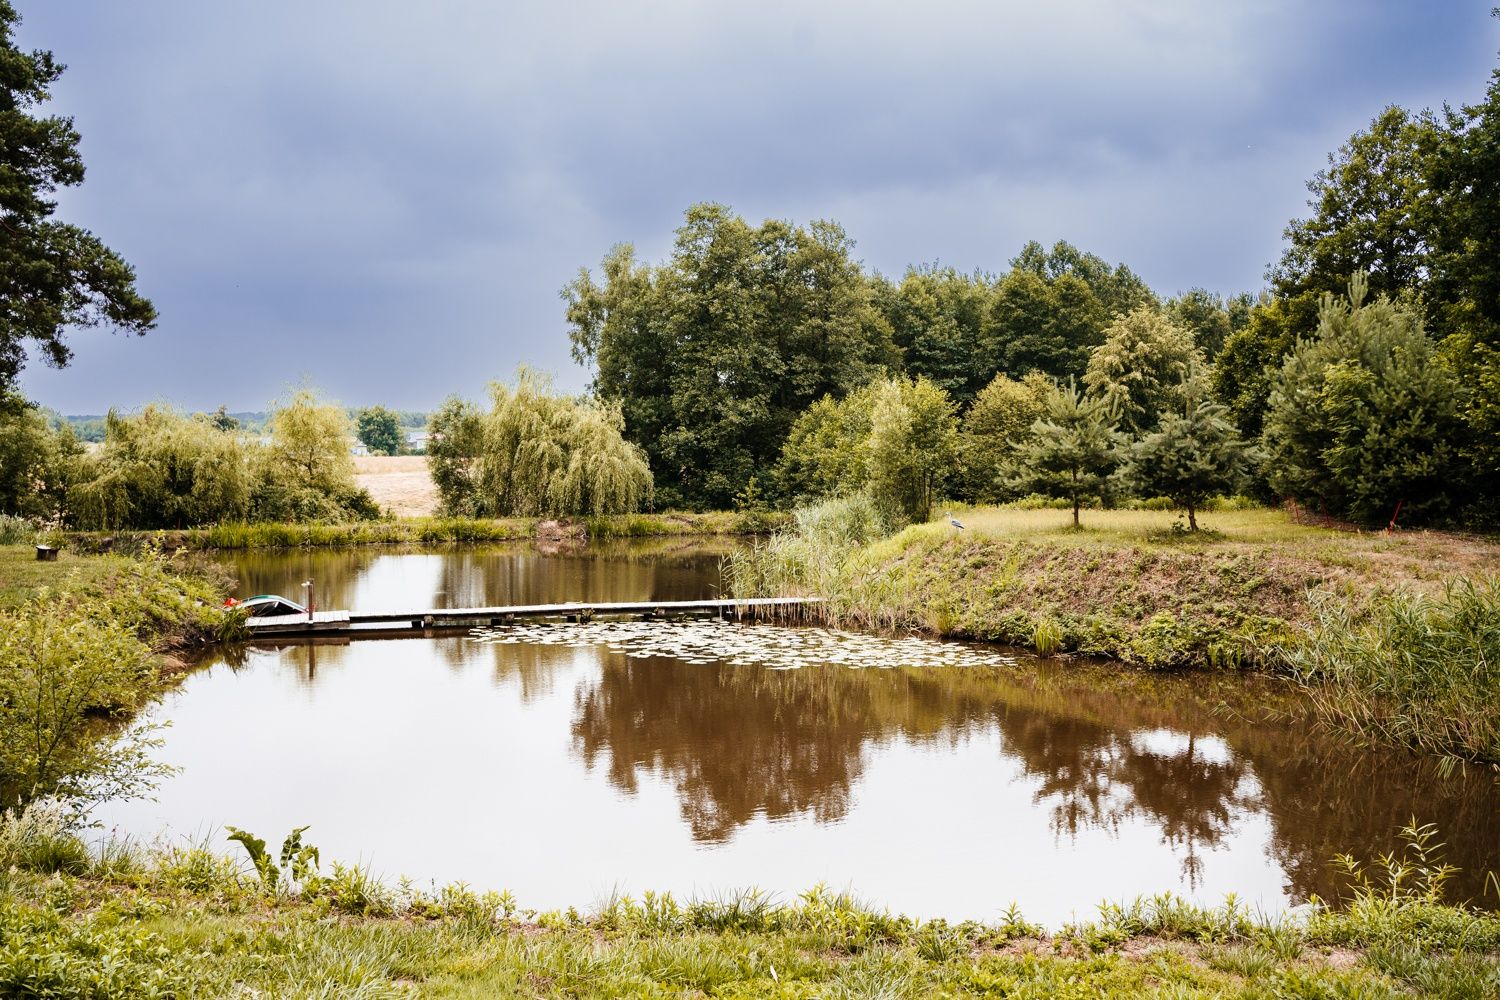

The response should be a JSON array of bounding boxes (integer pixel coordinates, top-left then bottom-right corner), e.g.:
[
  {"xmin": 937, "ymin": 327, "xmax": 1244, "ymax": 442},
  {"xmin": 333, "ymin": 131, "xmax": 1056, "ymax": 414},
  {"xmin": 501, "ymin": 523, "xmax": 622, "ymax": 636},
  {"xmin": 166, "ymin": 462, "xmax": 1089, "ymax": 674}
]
[{"xmin": 50, "ymin": 409, "xmax": 429, "ymax": 443}]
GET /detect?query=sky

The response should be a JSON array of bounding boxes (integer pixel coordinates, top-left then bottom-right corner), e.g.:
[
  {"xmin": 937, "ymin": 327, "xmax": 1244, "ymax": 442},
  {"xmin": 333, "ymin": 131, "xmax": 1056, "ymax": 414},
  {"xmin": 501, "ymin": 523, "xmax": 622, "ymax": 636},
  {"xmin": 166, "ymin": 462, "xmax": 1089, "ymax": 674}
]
[{"xmin": 13, "ymin": 1, "xmax": 1500, "ymax": 415}]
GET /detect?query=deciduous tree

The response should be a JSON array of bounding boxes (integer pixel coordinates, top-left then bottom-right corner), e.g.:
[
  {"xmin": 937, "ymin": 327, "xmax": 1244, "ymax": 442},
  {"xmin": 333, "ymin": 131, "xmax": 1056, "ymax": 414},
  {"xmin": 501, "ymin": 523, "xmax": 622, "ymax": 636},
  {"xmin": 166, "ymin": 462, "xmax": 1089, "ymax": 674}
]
[
  {"xmin": 355, "ymin": 405, "xmax": 402, "ymax": 456},
  {"xmin": 957, "ymin": 371, "xmax": 1050, "ymax": 503}
]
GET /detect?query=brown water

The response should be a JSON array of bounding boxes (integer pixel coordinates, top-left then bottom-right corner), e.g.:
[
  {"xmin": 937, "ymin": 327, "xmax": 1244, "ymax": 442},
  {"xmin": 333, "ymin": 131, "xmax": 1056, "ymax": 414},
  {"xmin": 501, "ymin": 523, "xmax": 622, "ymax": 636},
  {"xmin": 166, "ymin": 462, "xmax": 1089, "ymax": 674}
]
[{"xmin": 95, "ymin": 540, "xmax": 1500, "ymax": 924}]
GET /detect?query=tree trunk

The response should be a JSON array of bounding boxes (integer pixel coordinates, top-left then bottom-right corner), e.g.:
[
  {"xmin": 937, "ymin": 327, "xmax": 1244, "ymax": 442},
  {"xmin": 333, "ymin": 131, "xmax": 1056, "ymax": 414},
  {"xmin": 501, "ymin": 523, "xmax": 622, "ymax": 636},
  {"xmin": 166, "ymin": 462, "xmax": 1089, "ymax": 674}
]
[
  {"xmin": 1187, "ymin": 503, "xmax": 1198, "ymax": 532},
  {"xmin": 1073, "ymin": 498, "xmax": 1080, "ymax": 528}
]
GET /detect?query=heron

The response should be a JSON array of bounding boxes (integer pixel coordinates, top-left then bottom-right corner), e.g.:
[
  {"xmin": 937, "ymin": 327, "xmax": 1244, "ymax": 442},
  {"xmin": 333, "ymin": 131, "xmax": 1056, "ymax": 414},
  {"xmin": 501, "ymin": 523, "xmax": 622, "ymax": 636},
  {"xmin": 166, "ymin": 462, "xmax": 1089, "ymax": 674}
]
[{"xmin": 947, "ymin": 511, "xmax": 965, "ymax": 530}]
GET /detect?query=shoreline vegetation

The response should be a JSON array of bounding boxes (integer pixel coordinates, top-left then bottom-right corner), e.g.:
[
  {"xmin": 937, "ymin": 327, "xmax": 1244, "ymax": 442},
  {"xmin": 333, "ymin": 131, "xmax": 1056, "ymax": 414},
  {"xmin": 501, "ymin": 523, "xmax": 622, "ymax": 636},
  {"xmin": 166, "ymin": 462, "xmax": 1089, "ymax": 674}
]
[
  {"xmin": 43, "ymin": 509, "xmax": 787, "ymax": 554},
  {"xmin": 1, "ymin": 807, "xmax": 1496, "ymax": 997},
  {"xmin": 727, "ymin": 502, "xmax": 1500, "ymax": 764}
]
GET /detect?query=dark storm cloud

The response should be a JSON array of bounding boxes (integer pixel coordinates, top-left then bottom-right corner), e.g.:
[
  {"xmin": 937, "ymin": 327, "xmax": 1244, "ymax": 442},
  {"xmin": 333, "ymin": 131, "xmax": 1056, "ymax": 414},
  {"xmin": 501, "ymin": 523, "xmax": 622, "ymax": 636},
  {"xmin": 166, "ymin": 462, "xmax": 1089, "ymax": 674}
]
[{"xmin": 13, "ymin": 0, "xmax": 1498, "ymax": 412}]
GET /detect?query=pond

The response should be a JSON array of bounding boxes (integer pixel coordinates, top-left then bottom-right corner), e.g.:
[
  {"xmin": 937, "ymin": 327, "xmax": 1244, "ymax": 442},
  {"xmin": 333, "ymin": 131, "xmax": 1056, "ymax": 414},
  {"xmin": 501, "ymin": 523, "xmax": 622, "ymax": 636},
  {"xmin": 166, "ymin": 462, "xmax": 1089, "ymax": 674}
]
[{"xmin": 96, "ymin": 539, "xmax": 1500, "ymax": 924}]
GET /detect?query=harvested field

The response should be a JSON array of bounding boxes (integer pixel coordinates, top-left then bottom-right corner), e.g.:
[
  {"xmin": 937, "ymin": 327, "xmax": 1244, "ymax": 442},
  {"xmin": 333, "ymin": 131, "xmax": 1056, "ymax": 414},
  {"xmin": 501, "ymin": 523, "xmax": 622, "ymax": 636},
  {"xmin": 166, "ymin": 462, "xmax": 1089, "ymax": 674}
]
[{"xmin": 354, "ymin": 454, "xmax": 439, "ymax": 517}]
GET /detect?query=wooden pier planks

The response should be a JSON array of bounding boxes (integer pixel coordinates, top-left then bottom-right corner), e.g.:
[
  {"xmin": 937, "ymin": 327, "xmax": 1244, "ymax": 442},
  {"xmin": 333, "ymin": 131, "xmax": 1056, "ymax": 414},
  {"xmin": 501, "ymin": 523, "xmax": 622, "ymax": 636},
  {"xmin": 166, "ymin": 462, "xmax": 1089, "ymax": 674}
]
[{"xmin": 243, "ymin": 597, "xmax": 821, "ymax": 638}]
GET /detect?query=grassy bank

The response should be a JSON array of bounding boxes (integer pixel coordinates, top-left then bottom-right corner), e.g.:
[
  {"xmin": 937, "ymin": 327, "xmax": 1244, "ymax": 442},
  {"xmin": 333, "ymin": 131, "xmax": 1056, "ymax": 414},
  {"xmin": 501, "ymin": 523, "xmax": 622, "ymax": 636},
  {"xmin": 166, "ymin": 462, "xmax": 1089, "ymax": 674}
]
[
  {"xmin": 47, "ymin": 510, "xmax": 787, "ymax": 553},
  {"xmin": 0, "ymin": 811, "xmax": 1494, "ymax": 998},
  {"xmin": 730, "ymin": 504, "xmax": 1500, "ymax": 761},
  {"xmin": 736, "ymin": 508, "xmax": 1497, "ymax": 664}
]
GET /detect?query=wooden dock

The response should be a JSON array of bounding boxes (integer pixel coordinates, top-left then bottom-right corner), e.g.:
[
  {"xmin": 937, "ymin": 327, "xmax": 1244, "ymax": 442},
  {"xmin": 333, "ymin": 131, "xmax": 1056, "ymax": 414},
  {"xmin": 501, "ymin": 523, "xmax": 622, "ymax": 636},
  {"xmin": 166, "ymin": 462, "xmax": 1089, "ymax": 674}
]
[{"xmin": 244, "ymin": 597, "xmax": 822, "ymax": 640}]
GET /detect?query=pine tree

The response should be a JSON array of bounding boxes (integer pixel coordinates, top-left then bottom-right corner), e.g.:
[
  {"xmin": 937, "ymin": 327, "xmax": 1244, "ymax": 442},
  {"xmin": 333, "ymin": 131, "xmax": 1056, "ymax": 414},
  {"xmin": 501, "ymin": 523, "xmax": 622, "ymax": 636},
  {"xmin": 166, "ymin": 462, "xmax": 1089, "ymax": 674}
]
[
  {"xmin": 1009, "ymin": 381, "xmax": 1122, "ymax": 528},
  {"xmin": 1127, "ymin": 375, "xmax": 1250, "ymax": 531}
]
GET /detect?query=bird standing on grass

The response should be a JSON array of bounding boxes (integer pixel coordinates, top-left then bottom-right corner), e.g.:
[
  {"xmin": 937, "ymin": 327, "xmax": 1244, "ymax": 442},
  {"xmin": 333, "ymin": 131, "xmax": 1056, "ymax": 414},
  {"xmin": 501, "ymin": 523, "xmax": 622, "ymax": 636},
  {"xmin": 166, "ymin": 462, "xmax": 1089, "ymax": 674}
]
[{"xmin": 947, "ymin": 511, "xmax": 965, "ymax": 530}]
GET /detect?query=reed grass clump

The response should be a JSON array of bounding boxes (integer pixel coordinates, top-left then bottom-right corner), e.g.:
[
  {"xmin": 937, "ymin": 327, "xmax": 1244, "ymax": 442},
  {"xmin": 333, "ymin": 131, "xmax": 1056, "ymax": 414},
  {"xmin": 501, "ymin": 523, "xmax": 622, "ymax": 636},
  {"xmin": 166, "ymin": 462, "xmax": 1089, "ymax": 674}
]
[
  {"xmin": 1281, "ymin": 576, "xmax": 1500, "ymax": 763},
  {"xmin": 0, "ymin": 513, "xmax": 36, "ymax": 544},
  {"xmin": 1032, "ymin": 618, "xmax": 1063, "ymax": 657}
]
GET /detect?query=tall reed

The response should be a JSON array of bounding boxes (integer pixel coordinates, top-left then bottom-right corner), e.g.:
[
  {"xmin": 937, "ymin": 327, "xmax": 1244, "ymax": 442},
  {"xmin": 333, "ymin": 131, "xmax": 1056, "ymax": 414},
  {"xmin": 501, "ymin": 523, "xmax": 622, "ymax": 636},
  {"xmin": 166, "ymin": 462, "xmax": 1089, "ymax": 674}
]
[{"xmin": 1280, "ymin": 576, "xmax": 1500, "ymax": 763}]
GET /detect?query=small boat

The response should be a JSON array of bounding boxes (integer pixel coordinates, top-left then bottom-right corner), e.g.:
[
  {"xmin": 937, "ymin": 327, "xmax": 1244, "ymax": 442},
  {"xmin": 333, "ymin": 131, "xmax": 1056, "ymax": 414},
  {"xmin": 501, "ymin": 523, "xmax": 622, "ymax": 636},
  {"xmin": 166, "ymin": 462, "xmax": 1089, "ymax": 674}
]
[{"xmin": 232, "ymin": 594, "xmax": 307, "ymax": 618}]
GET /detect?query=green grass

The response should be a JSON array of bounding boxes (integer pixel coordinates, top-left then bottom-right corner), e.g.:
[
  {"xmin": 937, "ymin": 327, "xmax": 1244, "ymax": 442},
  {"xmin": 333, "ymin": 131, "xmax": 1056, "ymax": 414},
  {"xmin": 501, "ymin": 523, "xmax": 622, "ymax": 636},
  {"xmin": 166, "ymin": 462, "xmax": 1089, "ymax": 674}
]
[
  {"xmin": 48, "ymin": 510, "xmax": 787, "ymax": 553},
  {"xmin": 0, "ymin": 810, "xmax": 1493, "ymax": 998}
]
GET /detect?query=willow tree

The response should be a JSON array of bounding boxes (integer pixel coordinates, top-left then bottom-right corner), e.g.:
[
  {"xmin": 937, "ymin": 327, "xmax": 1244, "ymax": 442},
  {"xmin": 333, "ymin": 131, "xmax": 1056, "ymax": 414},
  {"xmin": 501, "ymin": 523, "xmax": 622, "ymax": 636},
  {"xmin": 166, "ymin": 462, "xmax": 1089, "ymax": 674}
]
[
  {"xmin": 429, "ymin": 368, "xmax": 652, "ymax": 518},
  {"xmin": 252, "ymin": 389, "xmax": 377, "ymax": 522},
  {"xmin": 67, "ymin": 405, "xmax": 253, "ymax": 529}
]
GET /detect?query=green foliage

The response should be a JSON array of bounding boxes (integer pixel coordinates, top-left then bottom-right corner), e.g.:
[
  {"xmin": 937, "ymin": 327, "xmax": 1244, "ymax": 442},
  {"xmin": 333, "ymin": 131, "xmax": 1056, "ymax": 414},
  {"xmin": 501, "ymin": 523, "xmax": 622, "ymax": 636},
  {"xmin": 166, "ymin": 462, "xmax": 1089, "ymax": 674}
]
[
  {"xmin": 1008, "ymin": 381, "xmax": 1123, "ymax": 527},
  {"xmin": 1126, "ymin": 378, "xmax": 1252, "ymax": 531},
  {"xmin": 67, "ymin": 405, "xmax": 254, "ymax": 529},
  {"xmin": 1211, "ymin": 293, "xmax": 1320, "ymax": 440},
  {"xmin": 253, "ymin": 388, "xmax": 377, "ymax": 522},
  {"xmin": 0, "ymin": 595, "xmax": 170, "ymax": 810},
  {"xmin": 0, "ymin": 391, "xmax": 79, "ymax": 520},
  {"xmin": 873, "ymin": 264, "xmax": 995, "ymax": 404},
  {"xmin": 566, "ymin": 204, "xmax": 894, "ymax": 509},
  {"xmin": 0, "ymin": 512, "xmax": 36, "ymax": 544},
  {"xmin": 429, "ymin": 367, "xmax": 652, "ymax": 517},
  {"xmin": 724, "ymin": 494, "xmax": 891, "ymax": 601},
  {"xmin": 956, "ymin": 372, "xmax": 1050, "ymax": 503},
  {"xmin": 0, "ymin": 1, "xmax": 156, "ymax": 391},
  {"xmin": 225, "ymin": 825, "xmax": 319, "ymax": 894},
  {"xmin": 1083, "ymin": 307, "xmax": 1203, "ymax": 435},
  {"xmin": 0, "ymin": 800, "xmax": 91, "ymax": 875},
  {"xmin": 1262, "ymin": 277, "xmax": 1463, "ymax": 524},
  {"xmin": 776, "ymin": 376, "xmax": 957, "ymax": 523},
  {"xmin": 59, "ymin": 391, "xmax": 377, "ymax": 530},
  {"xmin": 986, "ymin": 238, "xmax": 1156, "ymax": 383},
  {"xmin": 354, "ymin": 404, "xmax": 403, "ymax": 455},
  {"xmin": 1280, "ymin": 577, "xmax": 1500, "ymax": 763},
  {"xmin": 1165, "ymin": 288, "xmax": 1235, "ymax": 357},
  {"xmin": 1271, "ymin": 106, "xmax": 1443, "ymax": 302}
]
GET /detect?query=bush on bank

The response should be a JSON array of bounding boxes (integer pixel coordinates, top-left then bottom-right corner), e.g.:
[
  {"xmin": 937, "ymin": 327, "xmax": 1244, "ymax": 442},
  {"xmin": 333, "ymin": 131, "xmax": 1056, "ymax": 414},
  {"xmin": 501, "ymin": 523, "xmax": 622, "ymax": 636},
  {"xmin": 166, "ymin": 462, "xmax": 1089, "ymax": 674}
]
[{"xmin": 0, "ymin": 549, "xmax": 241, "ymax": 811}]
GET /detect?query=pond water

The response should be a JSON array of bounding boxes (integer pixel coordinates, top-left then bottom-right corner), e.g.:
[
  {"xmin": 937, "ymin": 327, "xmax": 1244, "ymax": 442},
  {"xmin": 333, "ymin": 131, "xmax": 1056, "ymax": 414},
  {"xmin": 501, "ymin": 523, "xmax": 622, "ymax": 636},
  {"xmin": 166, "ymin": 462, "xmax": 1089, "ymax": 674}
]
[{"xmin": 96, "ymin": 539, "xmax": 1500, "ymax": 924}]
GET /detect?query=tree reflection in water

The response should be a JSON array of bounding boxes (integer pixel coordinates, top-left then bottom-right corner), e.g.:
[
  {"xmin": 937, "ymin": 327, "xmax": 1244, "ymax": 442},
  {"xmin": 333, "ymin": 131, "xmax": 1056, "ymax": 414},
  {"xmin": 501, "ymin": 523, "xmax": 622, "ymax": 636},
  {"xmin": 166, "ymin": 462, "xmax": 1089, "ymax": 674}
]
[{"xmin": 570, "ymin": 653, "xmax": 1500, "ymax": 903}]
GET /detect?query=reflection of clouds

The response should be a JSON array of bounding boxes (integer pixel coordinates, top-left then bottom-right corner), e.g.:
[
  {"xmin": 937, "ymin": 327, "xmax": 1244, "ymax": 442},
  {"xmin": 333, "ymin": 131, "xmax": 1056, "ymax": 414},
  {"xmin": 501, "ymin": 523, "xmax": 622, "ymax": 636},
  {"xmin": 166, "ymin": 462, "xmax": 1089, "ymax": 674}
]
[{"xmin": 1131, "ymin": 729, "xmax": 1234, "ymax": 767}]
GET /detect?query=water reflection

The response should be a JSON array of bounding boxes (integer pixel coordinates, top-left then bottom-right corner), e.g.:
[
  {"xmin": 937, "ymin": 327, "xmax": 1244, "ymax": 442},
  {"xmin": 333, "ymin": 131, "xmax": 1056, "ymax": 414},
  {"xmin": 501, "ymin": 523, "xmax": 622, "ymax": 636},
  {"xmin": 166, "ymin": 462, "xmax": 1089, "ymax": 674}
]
[
  {"xmin": 225, "ymin": 538, "xmax": 733, "ymax": 614},
  {"xmin": 156, "ymin": 541, "xmax": 1500, "ymax": 917},
  {"xmin": 569, "ymin": 654, "xmax": 1500, "ymax": 903}
]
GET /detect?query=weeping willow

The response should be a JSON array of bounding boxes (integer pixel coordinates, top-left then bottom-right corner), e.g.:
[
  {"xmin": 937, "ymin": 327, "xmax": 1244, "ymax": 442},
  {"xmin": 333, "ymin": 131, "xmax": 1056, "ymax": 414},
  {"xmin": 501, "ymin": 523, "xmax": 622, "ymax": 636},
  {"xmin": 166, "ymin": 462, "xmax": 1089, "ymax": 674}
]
[
  {"xmin": 68, "ymin": 405, "xmax": 254, "ymax": 530},
  {"xmin": 429, "ymin": 368, "xmax": 652, "ymax": 517}
]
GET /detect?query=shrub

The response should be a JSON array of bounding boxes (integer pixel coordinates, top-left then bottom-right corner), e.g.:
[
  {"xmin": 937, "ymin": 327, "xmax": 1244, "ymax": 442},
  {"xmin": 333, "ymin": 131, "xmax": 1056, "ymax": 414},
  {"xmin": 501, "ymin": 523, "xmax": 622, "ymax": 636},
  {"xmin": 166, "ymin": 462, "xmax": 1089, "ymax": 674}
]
[
  {"xmin": 0, "ymin": 596, "xmax": 172, "ymax": 810},
  {"xmin": 0, "ymin": 512, "xmax": 36, "ymax": 544},
  {"xmin": 1262, "ymin": 275, "xmax": 1465, "ymax": 525}
]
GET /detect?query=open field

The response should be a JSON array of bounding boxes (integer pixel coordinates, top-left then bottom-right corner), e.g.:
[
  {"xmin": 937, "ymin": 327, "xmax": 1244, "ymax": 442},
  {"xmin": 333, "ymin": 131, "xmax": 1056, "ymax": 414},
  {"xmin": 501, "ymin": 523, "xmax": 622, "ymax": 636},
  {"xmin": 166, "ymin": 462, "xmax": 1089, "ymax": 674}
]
[
  {"xmin": 927, "ymin": 506, "xmax": 1500, "ymax": 592},
  {"xmin": 355, "ymin": 454, "xmax": 441, "ymax": 517}
]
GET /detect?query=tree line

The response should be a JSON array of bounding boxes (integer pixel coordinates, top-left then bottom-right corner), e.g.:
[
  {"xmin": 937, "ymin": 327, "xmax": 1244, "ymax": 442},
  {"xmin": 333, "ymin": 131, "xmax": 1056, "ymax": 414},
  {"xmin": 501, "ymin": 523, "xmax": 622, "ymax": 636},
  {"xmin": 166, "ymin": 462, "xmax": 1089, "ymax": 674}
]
[
  {"xmin": 565, "ymin": 54, "xmax": 1500, "ymax": 528},
  {"xmin": 0, "ymin": 390, "xmax": 380, "ymax": 529}
]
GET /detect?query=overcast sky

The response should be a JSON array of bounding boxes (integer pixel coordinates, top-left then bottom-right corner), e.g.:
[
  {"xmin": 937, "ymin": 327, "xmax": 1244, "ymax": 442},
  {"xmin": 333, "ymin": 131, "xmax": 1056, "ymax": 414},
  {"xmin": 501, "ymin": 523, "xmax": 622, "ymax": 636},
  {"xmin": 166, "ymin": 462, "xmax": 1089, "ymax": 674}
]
[{"xmin": 14, "ymin": 1, "xmax": 1499, "ymax": 414}]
